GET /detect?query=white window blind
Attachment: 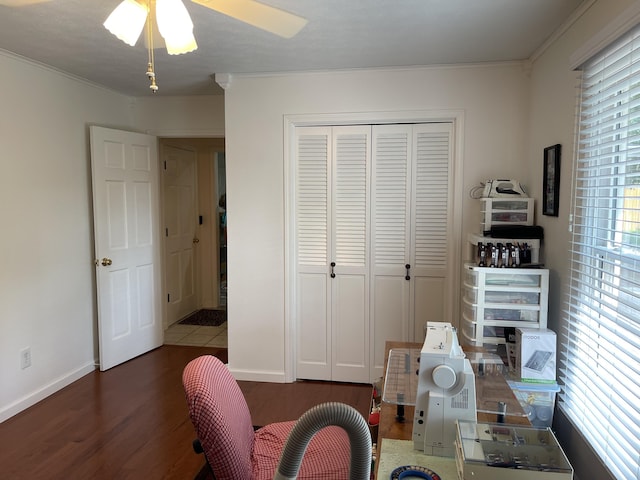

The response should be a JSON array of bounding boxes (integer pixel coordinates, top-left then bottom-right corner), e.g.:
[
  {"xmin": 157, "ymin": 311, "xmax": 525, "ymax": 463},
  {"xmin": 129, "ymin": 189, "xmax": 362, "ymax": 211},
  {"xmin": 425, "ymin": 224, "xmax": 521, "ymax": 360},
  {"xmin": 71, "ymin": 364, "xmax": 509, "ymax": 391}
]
[{"xmin": 562, "ymin": 25, "xmax": 640, "ymax": 480}]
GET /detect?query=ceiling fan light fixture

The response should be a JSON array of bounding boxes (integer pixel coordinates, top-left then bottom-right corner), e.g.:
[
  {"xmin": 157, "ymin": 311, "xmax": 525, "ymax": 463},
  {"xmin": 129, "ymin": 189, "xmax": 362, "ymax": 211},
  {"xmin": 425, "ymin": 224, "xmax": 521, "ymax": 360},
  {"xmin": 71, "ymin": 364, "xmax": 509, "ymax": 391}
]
[
  {"xmin": 164, "ymin": 32, "xmax": 198, "ymax": 55},
  {"xmin": 156, "ymin": 0, "xmax": 198, "ymax": 54},
  {"xmin": 103, "ymin": 0, "xmax": 148, "ymax": 47}
]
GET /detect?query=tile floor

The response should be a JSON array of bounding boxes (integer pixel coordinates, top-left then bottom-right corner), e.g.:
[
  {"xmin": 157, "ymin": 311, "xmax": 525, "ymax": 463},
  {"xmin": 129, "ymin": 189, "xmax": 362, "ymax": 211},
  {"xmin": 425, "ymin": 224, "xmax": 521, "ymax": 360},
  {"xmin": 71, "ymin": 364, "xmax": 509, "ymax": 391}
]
[{"xmin": 163, "ymin": 322, "xmax": 227, "ymax": 348}]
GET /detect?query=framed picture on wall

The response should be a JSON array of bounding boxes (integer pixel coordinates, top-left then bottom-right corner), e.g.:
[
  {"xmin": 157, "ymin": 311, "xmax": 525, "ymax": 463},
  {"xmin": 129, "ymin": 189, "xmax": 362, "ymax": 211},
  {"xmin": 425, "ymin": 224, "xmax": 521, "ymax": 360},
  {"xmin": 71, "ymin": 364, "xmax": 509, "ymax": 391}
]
[{"xmin": 543, "ymin": 144, "xmax": 561, "ymax": 217}]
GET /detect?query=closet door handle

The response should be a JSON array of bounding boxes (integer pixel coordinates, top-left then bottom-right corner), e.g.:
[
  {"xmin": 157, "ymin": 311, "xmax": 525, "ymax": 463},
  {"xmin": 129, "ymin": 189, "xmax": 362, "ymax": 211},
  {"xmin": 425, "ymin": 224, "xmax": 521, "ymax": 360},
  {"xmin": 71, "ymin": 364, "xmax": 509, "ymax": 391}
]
[
  {"xmin": 330, "ymin": 262, "xmax": 336, "ymax": 278},
  {"xmin": 405, "ymin": 264, "xmax": 411, "ymax": 280}
]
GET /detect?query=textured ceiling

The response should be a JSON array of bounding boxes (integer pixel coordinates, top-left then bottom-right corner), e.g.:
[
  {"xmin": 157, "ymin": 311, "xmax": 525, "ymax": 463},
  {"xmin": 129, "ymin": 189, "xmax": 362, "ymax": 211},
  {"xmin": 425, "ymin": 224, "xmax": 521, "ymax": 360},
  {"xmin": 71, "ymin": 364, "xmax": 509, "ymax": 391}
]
[{"xmin": 0, "ymin": 0, "xmax": 587, "ymax": 96}]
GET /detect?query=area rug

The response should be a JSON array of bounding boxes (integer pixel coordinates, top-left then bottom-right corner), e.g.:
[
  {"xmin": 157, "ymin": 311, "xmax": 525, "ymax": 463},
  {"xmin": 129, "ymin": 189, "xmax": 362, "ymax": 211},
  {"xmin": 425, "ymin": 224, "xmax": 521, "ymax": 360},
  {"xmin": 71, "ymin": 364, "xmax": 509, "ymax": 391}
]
[{"xmin": 179, "ymin": 309, "xmax": 226, "ymax": 327}]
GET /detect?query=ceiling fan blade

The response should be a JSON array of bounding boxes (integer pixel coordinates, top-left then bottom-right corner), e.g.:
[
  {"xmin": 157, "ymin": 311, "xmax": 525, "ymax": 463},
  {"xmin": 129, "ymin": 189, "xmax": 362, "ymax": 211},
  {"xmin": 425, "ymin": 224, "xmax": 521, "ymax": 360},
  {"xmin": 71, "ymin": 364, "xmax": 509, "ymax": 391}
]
[
  {"xmin": 191, "ymin": 0, "xmax": 307, "ymax": 39},
  {"xmin": 0, "ymin": 0, "xmax": 52, "ymax": 6}
]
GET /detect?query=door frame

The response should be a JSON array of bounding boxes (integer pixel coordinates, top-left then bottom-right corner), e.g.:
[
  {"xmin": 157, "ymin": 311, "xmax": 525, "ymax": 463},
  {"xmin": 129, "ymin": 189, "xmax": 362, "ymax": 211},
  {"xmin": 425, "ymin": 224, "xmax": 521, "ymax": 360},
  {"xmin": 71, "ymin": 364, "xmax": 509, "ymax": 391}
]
[
  {"xmin": 283, "ymin": 110, "xmax": 465, "ymax": 382},
  {"xmin": 157, "ymin": 137, "xmax": 226, "ymax": 330}
]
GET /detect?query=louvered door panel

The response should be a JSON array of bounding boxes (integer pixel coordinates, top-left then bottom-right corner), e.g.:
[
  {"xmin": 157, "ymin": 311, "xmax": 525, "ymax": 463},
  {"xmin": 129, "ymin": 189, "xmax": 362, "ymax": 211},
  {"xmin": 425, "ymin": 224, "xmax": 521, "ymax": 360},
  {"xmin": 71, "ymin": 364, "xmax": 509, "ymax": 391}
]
[
  {"xmin": 370, "ymin": 125, "xmax": 412, "ymax": 374},
  {"xmin": 410, "ymin": 123, "xmax": 453, "ymax": 341},
  {"xmin": 297, "ymin": 133, "xmax": 329, "ymax": 267},
  {"xmin": 413, "ymin": 126, "xmax": 451, "ymax": 270},
  {"xmin": 334, "ymin": 132, "xmax": 368, "ymax": 267},
  {"xmin": 296, "ymin": 127, "xmax": 332, "ymax": 380},
  {"xmin": 373, "ymin": 130, "xmax": 410, "ymax": 266},
  {"xmin": 331, "ymin": 126, "xmax": 370, "ymax": 383}
]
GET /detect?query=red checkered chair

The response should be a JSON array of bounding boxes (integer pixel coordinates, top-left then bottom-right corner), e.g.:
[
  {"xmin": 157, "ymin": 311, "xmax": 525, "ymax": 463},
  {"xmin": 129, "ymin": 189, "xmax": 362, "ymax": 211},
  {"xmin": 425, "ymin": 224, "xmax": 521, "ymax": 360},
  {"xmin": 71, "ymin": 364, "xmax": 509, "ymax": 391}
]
[{"xmin": 182, "ymin": 355, "xmax": 354, "ymax": 480}]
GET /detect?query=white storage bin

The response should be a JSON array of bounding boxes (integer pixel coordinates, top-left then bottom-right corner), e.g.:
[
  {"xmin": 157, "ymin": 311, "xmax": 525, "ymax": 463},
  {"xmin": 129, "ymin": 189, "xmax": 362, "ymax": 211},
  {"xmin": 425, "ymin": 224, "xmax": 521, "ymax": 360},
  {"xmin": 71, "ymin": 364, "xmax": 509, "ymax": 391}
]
[
  {"xmin": 463, "ymin": 284, "xmax": 479, "ymax": 303},
  {"xmin": 482, "ymin": 325, "xmax": 506, "ymax": 339},
  {"xmin": 462, "ymin": 318, "xmax": 477, "ymax": 341},
  {"xmin": 464, "ymin": 286, "xmax": 539, "ymax": 305},
  {"xmin": 462, "ymin": 299, "xmax": 477, "ymax": 323},
  {"xmin": 464, "ymin": 322, "xmax": 508, "ymax": 341},
  {"xmin": 481, "ymin": 198, "xmax": 534, "ymax": 230},
  {"xmin": 485, "ymin": 307, "xmax": 540, "ymax": 322},
  {"xmin": 463, "ymin": 299, "xmax": 541, "ymax": 323},
  {"xmin": 486, "ymin": 291, "xmax": 540, "ymax": 305},
  {"xmin": 464, "ymin": 258, "xmax": 544, "ymax": 287}
]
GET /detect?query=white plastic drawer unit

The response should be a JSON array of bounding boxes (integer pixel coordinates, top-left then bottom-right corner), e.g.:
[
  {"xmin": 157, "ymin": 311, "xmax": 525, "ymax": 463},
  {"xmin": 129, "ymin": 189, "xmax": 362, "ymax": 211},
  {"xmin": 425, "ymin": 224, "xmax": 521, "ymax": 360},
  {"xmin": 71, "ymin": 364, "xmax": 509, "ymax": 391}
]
[
  {"xmin": 462, "ymin": 321, "xmax": 509, "ymax": 343},
  {"xmin": 462, "ymin": 299, "xmax": 541, "ymax": 323},
  {"xmin": 461, "ymin": 264, "xmax": 549, "ymax": 347},
  {"xmin": 464, "ymin": 266, "xmax": 545, "ymax": 289},
  {"xmin": 480, "ymin": 197, "xmax": 534, "ymax": 229},
  {"xmin": 463, "ymin": 288, "xmax": 540, "ymax": 305}
]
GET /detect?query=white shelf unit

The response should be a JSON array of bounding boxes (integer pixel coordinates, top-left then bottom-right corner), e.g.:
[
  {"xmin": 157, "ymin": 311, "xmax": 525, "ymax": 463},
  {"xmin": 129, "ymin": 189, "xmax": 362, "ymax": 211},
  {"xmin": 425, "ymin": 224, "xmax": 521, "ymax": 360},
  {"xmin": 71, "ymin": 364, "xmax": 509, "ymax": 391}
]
[{"xmin": 461, "ymin": 263, "xmax": 549, "ymax": 350}]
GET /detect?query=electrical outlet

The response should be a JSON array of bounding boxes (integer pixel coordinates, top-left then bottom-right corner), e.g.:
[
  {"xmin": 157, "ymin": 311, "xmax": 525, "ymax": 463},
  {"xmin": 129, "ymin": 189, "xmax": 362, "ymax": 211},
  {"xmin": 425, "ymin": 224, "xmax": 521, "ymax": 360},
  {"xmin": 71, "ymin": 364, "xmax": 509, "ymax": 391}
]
[{"xmin": 20, "ymin": 347, "xmax": 31, "ymax": 369}]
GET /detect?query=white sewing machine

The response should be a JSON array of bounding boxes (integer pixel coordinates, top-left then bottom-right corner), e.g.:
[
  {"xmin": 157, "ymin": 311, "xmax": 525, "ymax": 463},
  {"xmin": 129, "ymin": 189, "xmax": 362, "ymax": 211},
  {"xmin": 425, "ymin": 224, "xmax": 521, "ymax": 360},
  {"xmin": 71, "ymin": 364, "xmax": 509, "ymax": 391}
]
[{"xmin": 412, "ymin": 322, "xmax": 477, "ymax": 457}]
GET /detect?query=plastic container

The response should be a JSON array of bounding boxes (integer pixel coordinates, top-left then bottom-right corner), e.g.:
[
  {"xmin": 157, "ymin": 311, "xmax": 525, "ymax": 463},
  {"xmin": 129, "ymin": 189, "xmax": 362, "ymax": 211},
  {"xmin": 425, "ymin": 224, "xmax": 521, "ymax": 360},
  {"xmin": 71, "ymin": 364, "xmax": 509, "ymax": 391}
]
[
  {"xmin": 463, "ymin": 286, "xmax": 539, "ymax": 305},
  {"xmin": 462, "ymin": 298, "xmax": 541, "ymax": 323},
  {"xmin": 507, "ymin": 380, "xmax": 560, "ymax": 427},
  {"xmin": 456, "ymin": 420, "xmax": 573, "ymax": 480},
  {"xmin": 480, "ymin": 198, "xmax": 534, "ymax": 230}
]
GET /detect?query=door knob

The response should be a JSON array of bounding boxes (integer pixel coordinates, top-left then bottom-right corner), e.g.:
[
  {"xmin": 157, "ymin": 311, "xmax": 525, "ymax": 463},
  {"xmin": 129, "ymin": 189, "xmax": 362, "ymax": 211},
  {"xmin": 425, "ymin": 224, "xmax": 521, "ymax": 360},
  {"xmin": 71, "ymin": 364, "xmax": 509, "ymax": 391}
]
[
  {"xmin": 193, "ymin": 237, "xmax": 200, "ymax": 244},
  {"xmin": 101, "ymin": 258, "xmax": 113, "ymax": 266}
]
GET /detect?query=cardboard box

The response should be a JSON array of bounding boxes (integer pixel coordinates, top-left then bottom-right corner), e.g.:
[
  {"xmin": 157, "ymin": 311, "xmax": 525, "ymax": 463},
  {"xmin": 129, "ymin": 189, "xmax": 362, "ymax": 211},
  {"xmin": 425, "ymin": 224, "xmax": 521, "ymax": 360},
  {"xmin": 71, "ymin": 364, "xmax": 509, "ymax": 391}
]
[{"xmin": 516, "ymin": 328, "xmax": 556, "ymax": 383}]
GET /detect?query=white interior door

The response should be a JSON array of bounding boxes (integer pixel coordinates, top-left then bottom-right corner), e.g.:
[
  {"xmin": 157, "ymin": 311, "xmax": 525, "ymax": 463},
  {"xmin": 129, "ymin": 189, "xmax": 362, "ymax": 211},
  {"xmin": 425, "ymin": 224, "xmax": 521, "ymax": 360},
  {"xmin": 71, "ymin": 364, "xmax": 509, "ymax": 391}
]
[
  {"xmin": 162, "ymin": 144, "xmax": 198, "ymax": 325},
  {"xmin": 90, "ymin": 126, "xmax": 163, "ymax": 371}
]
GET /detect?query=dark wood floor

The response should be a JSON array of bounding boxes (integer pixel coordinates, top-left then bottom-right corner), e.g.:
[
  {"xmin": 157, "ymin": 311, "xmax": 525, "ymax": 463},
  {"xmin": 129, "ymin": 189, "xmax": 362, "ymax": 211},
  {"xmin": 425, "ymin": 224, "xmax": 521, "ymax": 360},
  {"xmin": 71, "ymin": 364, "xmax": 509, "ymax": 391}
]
[{"xmin": 0, "ymin": 345, "xmax": 372, "ymax": 479}]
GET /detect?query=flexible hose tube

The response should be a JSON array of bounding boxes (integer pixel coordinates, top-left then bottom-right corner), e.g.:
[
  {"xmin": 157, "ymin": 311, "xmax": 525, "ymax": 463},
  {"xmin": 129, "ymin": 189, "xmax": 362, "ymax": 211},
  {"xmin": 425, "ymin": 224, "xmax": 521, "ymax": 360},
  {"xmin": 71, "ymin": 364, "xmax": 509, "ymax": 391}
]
[{"xmin": 273, "ymin": 402, "xmax": 372, "ymax": 480}]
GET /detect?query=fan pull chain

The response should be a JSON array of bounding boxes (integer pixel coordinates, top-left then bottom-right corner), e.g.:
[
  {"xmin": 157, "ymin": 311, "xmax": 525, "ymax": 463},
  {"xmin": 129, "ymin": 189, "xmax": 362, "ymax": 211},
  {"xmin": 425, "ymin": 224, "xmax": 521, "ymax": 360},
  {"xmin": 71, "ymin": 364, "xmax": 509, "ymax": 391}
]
[{"xmin": 145, "ymin": 0, "xmax": 158, "ymax": 93}]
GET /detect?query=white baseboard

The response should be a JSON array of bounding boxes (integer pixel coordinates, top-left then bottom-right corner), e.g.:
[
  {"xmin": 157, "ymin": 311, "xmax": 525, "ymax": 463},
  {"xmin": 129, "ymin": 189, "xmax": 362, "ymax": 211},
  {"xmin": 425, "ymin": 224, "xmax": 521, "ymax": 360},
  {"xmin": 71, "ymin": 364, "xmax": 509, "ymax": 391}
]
[
  {"xmin": 228, "ymin": 367, "xmax": 287, "ymax": 383},
  {"xmin": 0, "ymin": 362, "xmax": 96, "ymax": 423}
]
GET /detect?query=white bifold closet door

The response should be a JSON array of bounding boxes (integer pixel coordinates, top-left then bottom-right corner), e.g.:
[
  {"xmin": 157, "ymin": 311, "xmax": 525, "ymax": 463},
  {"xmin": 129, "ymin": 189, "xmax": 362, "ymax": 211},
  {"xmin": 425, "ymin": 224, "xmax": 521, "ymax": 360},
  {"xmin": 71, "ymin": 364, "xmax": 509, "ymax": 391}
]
[
  {"xmin": 295, "ymin": 125, "xmax": 371, "ymax": 383},
  {"xmin": 294, "ymin": 123, "xmax": 452, "ymax": 383},
  {"xmin": 370, "ymin": 123, "xmax": 453, "ymax": 379}
]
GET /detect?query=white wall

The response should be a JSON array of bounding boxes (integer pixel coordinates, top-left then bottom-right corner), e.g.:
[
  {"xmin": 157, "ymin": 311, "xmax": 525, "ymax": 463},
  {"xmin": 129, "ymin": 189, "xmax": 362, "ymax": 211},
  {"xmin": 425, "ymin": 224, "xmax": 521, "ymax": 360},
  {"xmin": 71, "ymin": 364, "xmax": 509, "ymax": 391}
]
[
  {"xmin": 0, "ymin": 51, "xmax": 226, "ymax": 422},
  {"xmin": 0, "ymin": 52, "xmax": 136, "ymax": 421},
  {"xmin": 134, "ymin": 95, "xmax": 225, "ymax": 137},
  {"xmin": 528, "ymin": 0, "xmax": 636, "ymax": 330},
  {"xmin": 222, "ymin": 64, "xmax": 531, "ymax": 380}
]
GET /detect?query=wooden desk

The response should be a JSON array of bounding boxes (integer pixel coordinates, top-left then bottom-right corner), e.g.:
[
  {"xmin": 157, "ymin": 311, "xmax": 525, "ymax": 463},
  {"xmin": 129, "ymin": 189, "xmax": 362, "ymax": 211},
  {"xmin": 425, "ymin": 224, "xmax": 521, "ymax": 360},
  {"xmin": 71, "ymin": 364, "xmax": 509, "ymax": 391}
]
[{"xmin": 376, "ymin": 341, "xmax": 530, "ymax": 447}]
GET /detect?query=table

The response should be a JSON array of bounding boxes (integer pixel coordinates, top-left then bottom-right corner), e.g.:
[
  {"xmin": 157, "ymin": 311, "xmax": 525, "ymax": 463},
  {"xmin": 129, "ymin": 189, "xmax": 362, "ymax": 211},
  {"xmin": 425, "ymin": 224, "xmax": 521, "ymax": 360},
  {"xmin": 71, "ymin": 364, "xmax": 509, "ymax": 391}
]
[{"xmin": 374, "ymin": 341, "xmax": 531, "ymax": 478}]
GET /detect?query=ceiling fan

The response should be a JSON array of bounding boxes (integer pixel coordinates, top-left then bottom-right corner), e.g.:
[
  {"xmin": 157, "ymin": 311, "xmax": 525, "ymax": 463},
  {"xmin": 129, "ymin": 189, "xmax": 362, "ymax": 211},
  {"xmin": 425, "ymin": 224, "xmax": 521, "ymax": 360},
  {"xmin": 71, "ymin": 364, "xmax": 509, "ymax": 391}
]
[
  {"xmin": 1, "ymin": 0, "xmax": 307, "ymax": 92},
  {"xmin": 0, "ymin": 0, "xmax": 309, "ymax": 39}
]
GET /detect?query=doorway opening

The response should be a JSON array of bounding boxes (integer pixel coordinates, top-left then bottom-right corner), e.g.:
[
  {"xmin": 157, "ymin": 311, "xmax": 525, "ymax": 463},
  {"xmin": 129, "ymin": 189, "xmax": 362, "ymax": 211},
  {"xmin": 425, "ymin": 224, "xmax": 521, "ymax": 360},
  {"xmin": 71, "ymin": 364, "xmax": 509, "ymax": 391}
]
[
  {"xmin": 216, "ymin": 152, "xmax": 226, "ymax": 306},
  {"xmin": 159, "ymin": 138, "xmax": 227, "ymax": 348}
]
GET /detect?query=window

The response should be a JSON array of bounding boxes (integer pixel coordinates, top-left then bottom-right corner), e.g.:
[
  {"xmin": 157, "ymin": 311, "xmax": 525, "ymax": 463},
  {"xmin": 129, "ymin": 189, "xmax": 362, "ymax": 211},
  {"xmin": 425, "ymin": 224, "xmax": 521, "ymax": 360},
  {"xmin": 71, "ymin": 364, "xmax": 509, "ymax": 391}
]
[{"xmin": 562, "ymin": 26, "xmax": 640, "ymax": 480}]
